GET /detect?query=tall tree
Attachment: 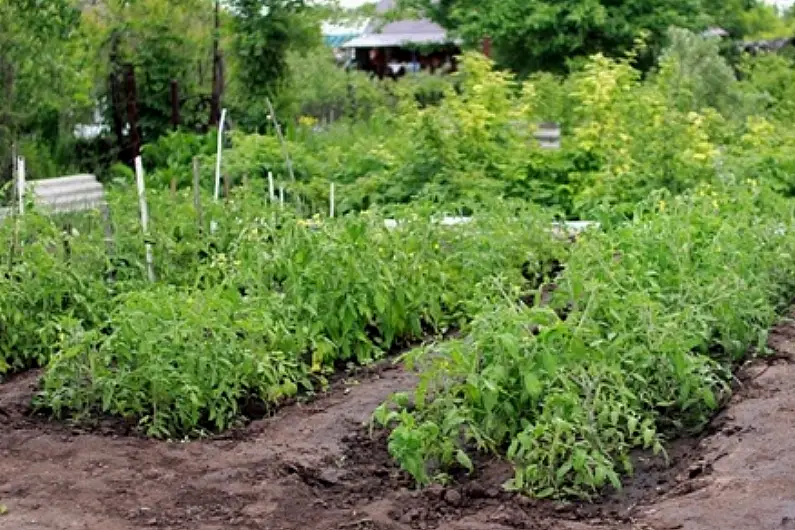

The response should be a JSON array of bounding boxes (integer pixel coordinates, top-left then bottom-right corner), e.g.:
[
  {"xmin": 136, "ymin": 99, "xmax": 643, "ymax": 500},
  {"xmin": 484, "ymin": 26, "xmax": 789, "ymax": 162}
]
[
  {"xmin": 398, "ymin": 0, "xmax": 743, "ymax": 74},
  {"xmin": 226, "ymin": 0, "xmax": 321, "ymax": 130},
  {"xmin": 82, "ymin": 0, "xmax": 215, "ymax": 160},
  {"xmin": 0, "ymin": 0, "xmax": 90, "ymax": 179}
]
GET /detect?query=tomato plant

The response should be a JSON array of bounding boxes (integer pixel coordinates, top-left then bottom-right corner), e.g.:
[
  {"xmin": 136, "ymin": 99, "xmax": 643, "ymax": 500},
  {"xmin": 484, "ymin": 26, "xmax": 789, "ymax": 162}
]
[{"xmin": 375, "ymin": 182, "xmax": 795, "ymax": 499}]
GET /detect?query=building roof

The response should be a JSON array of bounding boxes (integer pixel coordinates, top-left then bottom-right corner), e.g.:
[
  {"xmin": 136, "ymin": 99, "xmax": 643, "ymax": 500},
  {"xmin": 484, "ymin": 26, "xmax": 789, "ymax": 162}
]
[
  {"xmin": 322, "ymin": 20, "xmax": 369, "ymax": 47},
  {"xmin": 342, "ymin": 30, "xmax": 453, "ymax": 48},
  {"xmin": 740, "ymin": 37, "xmax": 794, "ymax": 53},
  {"xmin": 702, "ymin": 27, "xmax": 730, "ymax": 38},
  {"xmin": 342, "ymin": 0, "xmax": 451, "ymax": 48}
]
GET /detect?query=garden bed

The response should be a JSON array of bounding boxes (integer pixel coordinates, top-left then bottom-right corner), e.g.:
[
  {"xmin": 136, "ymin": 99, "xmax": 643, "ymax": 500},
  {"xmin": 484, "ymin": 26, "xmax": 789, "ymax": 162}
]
[{"xmin": 2, "ymin": 311, "xmax": 795, "ymax": 530}]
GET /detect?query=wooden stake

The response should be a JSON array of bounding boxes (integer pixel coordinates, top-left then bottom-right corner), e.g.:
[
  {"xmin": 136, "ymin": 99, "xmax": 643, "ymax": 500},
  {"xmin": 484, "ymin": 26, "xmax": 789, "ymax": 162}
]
[
  {"xmin": 268, "ymin": 171, "xmax": 275, "ymax": 202},
  {"xmin": 134, "ymin": 156, "xmax": 156, "ymax": 282},
  {"xmin": 265, "ymin": 98, "xmax": 296, "ymax": 183},
  {"xmin": 16, "ymin": 157, "xmax": 25, "ymax": 215},
  {"xmin": 170, "ymin": 176, "xmax": 177, "ymax": 196},
  {"xmin": 330, "ymin": 182, "xmax": 335, "ymax": 218},
  {"xmin": 214, "ymin": 108, "xmax": 227, "ymax": 201},
  {"xmin": 193, "ymin": 157, "xmax": 203, "ymax": 230}
]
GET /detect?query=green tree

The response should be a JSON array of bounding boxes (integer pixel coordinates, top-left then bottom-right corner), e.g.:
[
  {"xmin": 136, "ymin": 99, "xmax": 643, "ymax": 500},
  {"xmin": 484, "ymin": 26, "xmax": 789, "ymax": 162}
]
[
  {"xmin": 740, "ymin": 3, "xmax": 795, "ymax": 39},
  {"xmin": 0, "ymin": 0, "xmax": 92, "ymax": 180},
  {"xmin": 654, "ymin": 27, "xmax": 737, "ymax": 113},
  {"xmin": 401, "ymin": 0, "xmax": 708, "ymax": 73},
  {"xmin": 82, "ymin": 0, "xmax": 214, "ymax": 161},
  {"xmin": 398, "ymin": 0, "xmax": 767, "ymax": 74},
  {"xmin": 226, "ymin": 0, "xmax": 321, "ymax": 130}
]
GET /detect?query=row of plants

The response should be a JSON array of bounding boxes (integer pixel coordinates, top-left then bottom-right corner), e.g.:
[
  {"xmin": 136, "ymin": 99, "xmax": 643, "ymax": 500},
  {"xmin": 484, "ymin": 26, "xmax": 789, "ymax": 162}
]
[
  {"xmin": 134, "ymin": 32, "xmax": 795, "ymax": 222},
  {"xmin": 374, "ymin": 180, "xmax": 795, "ymax": 499},
  {"xmin": 0, "ymin": 187, "xmax": 568, "ymax": 437}
]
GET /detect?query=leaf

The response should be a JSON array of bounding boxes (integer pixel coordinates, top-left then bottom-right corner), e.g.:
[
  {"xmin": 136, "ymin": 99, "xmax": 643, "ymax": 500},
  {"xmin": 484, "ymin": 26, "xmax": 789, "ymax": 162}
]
[
  {"xmin": 626, "ymin": 415, "xmax": 638, "ymax": 437},
  {"xmin": 0, "ymin": 504, "xmax": 7, "ymax": 515},
  {"xmin": 607, "ymin": 469, "xmax": 622, "ymax": 491},
  {"xmin": 523, "ymin": 372, "xmax": 543, "ymax": 399},
  {"xmin": 702, "ymin": 388, "xmax": 717, "ymax": 409},
  {"xmin": 643, "ymin": 427, "xmax": 655, "ymax": 447},
  {"xmin": 536, "ymin": 487, "xmax": 556, "ymax": 499},
  {"xmin": 556, "ymin": 461, "xmax": 573, "ymax": 481},
  {"xmin": 455, "ymin": 449, "xmax": 474, "ymax": 473}
]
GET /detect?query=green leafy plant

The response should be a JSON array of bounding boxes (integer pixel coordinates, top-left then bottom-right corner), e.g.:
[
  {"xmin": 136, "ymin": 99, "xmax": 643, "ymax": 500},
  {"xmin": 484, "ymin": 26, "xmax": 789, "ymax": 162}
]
[
  {"xmin": 375, "ymin": 181, "xmax": 795, "ymax": 499},
  {"xmin": 28, "ymin": 188, "xmax": 566, "ymax": 436}
]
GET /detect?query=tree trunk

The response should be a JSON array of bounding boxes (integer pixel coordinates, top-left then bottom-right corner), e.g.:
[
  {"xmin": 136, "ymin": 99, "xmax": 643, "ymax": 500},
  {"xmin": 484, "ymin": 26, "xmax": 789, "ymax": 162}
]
[
  {"xmin": 209, "ymin": 0, "xmax": 222, "ymax": 126},
  {"xmin": 125, "ymin": 64, "xmax": 142, "ymax": 159},
  {"xmin": 0, "ymin": 58, "xmax": 15, "ymax": 187},
  {"xmin": 108, "ymin": 31, "xmax": 127, "ymax": 163}
]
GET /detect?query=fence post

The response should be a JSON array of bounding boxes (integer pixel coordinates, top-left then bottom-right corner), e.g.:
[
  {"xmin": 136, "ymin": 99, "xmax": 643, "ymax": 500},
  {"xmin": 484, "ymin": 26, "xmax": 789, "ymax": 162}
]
[
  {"xmin": 134, "ymin": 156, "xmax": 156, "ymax": 282},
  {"xmin": 212, "ymin": 108, "xmax": 227, "ymax": 234}
]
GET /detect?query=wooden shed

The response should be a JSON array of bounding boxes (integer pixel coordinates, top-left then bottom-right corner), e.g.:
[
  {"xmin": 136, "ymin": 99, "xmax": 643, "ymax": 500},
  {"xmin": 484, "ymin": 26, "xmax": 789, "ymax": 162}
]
[{"xmin": 341, "ymin": 0, "xmax": 460, "ymax": 79}]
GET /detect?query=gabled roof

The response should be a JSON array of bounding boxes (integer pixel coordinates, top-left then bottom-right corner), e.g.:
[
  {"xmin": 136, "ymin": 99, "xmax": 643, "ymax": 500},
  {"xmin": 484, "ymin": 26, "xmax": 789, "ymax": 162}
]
[{"xmin": 342, "ymin": 0, "xmax": 452, "ymax": 48}]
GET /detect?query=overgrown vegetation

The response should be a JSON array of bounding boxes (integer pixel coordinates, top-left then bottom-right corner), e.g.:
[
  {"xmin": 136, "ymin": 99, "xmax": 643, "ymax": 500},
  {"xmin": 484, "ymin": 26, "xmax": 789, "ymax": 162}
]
[{"xmin": 4, "ymin": 0, "xmax": 795, "ymax": 506}]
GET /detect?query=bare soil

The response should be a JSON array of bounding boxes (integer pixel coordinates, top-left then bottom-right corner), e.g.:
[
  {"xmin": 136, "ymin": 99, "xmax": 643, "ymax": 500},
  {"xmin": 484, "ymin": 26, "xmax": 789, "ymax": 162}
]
[{"xmin": 3, "ymin": 314, "xmax": 795, "ymax": 530}]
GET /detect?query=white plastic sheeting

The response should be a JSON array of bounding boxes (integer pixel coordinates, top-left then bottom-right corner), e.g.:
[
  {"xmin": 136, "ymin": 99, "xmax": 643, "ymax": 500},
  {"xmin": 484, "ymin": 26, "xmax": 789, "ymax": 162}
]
[{"xmin": 0, "ymin": 174, "xmax": 106, "ymax": 220}]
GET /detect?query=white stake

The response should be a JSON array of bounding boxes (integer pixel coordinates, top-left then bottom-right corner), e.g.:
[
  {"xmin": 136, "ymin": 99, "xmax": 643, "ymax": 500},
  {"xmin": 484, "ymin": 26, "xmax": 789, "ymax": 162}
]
[
  {"xmin": 135, "ymin": 156, "xmax": 156, "ymax": 283},
  {"xmin": 16, "ymin": 157, "xmax": 25, "ymax": 215},
  {"xmin": 279, "ymin": 185, "xmax": 284, "ymax": 208},
  {"xmin": 268, "ymin": 171, "xmax": 275, "ymax": 202},
  {"xmin": 214, "ymin": 108, "xmax": 227, "ymax": 202},
  {"xmin": 330, "ymin": 182, "xmax": 335, "ymax": 218}
]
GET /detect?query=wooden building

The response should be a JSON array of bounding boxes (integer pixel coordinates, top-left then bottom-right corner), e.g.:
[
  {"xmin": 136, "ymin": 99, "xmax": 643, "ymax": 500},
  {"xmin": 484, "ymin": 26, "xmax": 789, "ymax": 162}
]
[{"xmin": 341, "ymin": 0, "xmax": 460, "ymax": 79}]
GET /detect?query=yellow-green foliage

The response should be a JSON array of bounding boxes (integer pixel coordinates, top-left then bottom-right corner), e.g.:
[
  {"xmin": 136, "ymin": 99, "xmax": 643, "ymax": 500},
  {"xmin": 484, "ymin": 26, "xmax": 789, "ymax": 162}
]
[{"xmin": 168, "ymin": 39, "xmax": 795, "ymax": 220}]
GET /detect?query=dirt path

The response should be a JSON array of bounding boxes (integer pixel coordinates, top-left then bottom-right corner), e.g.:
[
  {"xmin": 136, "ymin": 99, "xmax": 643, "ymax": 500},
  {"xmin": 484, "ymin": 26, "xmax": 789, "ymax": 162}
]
[{"xmin": 3, "ymin": 313, "xmax": 795, "ymax": 530}]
